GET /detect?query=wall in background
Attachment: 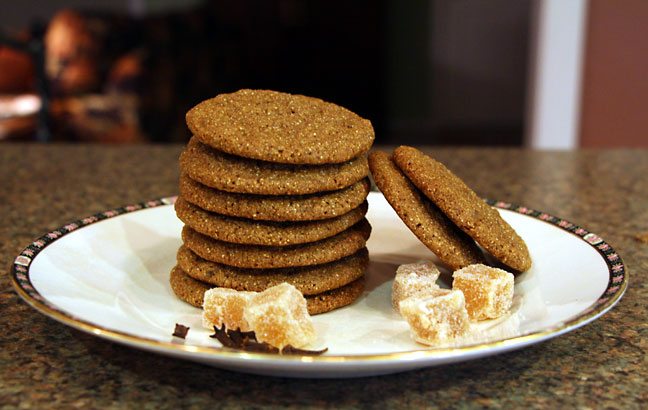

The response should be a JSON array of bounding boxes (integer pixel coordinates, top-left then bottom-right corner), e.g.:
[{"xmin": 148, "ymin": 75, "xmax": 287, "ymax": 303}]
[
  {"xmin": 385, "ymin": 0, "xmax": 531, "ymax": 146},
  {"xmin": 579, "ymin": 0, "xmax": 648, "ymax": 148}
]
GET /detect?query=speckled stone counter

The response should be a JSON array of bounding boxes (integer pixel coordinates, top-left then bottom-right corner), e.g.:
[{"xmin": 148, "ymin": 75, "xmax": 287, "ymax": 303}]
[{"xmin": 1, "ymin": 144, "xmax": 646, "ymax": 408}]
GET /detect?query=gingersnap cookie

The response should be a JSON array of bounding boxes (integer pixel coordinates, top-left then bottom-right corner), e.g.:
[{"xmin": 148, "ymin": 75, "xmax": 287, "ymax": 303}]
[
  {"xmin": 180, "ymin": 138, "xmax": 369, "ymax": 195},
  {"xmin": 177, "ymin": 245, "xmax": 369, "ymax": 295},
  {"xmin": 392, "ymin": 145, "xmax": 532, "ymax": 272},
  {"xmin": 306, "ymin": 276, "xmax": 365, "ymax": 315},
  {"xmin": 369, "ymin": 150, "xmax": 486, "ymax": 271},
  {"xmin": 186, "ymin": 89, "xmax": 375, "ymax": 165},
  {"xmin": 181, "ymin": 219, "xmax": 371, "ymax": 269},
  {"xmin": 169, "ymin": 266, "xmax": 365, "ymax": 314},
  {"xmin": 175, "ymin": 195, "xmax": 368, "ymax": 246},
  {"xmin": 179, "ymin": 173, "xmax": 371, "ymax": 221},
  {"xmin": 170, "ymin": 265, "xmax": 212, "ymax": 308}
]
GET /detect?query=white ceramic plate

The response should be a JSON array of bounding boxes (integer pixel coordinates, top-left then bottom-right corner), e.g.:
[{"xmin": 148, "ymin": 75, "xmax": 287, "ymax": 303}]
[{"xmin": 12, "ymin": 193, "xmax": 627, "ymax": 378}]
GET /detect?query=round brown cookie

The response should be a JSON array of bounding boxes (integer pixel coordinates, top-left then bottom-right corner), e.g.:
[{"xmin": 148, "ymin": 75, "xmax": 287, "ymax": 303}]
[
  {"xmin": 179, "ymin": 173, "xmax": 371, "ymax": 221},
  {"xmin": 169, "ymin": 265, "xmax": 365, "ymax": 315},
  {"xmin": 175, "ymin": 195, "xmax": 368, "ymax": 246},
  {"xmin": 180, "ymin": 138, "xmax": 369, "ymax": 195},
  {"xmin": 369, "ymin": 150, "xmax": 486, "ymax": 271},
  {"xmin": 392, "ymin": 145, "xmax": 532, "ymax": 272},
  {"xmin": 177, "ymin": 245, "xmax": 369, "ymax": 295},
  {"xmin": 181, "ymin": 219, "xmax": 371, "ymax": 269},
  {"xmin": 186, "ymin": 89, "xmax": 375, "ymax": 165},
  {"xmin": 306, "ymin": 276, "xmax": 365, "ymax": 315},
  {"xmin": 170, "ymin": 265, "xmax": 211, "ymax": 308}
]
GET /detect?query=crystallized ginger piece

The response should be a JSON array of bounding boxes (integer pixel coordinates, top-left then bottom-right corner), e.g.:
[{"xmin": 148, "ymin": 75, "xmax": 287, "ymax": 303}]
[
  {"xmin": 202, "ymin": 287, "xmax": 255, "ymax": 332},
  {"xmin": 244, "ymin": 283, "xmax": 315, "ymax": 349},
  {"xmin": 399, "ymin": 290, "xmax": 471, "ymax": 346},
  {"xmin": 452, "ymin": 263, "xmax": 514, "ymax": 321},
  {"xmin": 392, "ymin": 261, "xmax": 442, "ymax": 313}
]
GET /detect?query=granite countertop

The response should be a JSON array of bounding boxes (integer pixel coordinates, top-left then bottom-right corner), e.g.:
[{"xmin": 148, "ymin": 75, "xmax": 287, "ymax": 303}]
[{"xmin": 1, "ymin": 143, "xmax": 646, "ymax": 408}]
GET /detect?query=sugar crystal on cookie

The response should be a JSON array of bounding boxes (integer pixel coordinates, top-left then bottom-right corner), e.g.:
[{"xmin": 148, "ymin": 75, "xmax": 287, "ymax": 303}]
[
  {"xmin": 202, "ymin": 287, "xmax": 254, "ymax": 332},
  {"xmin": 399, "ymin": 290, "xmax": 471, "ymax": 346},
  {"xmin": 392, "ymin": 261, "xmax": 443, "ymax": 313},
  {"xmin": 452, "ymin": 263, "xmax": 514, "ymax": 321},
  {"xmin": 244, "ymin": 283, "xmax": 315, "ymax": 349}
]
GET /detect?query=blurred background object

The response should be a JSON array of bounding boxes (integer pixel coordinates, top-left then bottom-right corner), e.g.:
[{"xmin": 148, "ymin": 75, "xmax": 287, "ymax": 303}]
[
  {"xmin": 0, "ymin": 94, "xmax": 41, "ymax": 140},
  {"xmin": 0, "ymin": 0, "xmax": 646, "ymax": 147},
  {"xmin": 0, "ymin": 32, "xmax": 41, "ymax": 141},
  {"xmin": 0, "ymin": 44, "xmax": 35, "ymax": 93}
]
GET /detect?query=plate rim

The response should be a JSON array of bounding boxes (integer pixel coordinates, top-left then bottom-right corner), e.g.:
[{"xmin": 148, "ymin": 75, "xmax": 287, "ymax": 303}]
[{"xmin": 10, "ymin": 193, "xmax": 628, "ymax": 365}]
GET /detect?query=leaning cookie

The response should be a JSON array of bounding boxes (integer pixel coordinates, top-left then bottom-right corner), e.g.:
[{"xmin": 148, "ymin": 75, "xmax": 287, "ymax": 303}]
[
  {"xmin": 180, "ymin": 138, "xmax": 369, "ymax": 195},
  {"xmin": 175, "ymin": 195, "xmax": 368, "ymax": 246},
  {"xmin": 392, "ymin": 145, "xmax": 531, "ymax": 272},
  {"xmin": 368, "ymin": 150, "xmax": 486, "ymax": 270},
  {"xmin": 169, "ymin": 266, "xmax": 365, "ymax": 315},
  {"xmin": 179, "ymin": 173, "xmax": 371, "ymax": 221}
]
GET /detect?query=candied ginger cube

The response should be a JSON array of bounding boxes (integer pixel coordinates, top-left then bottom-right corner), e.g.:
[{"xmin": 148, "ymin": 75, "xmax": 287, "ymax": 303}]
[
  {"xmin": 392, "ymin": 261, "xmax": 442, "ymax": 313},
  {"xmin": 452, "ymin": 264, "xmax": 514, "ymax": 321},
  {"xmin": 396, "ymin": 261, "xmax": 441, "ymax": 279},
  {"xmin": 244, "ymin": 283, "xmax": 315, "ymax": 349},
  {"xmin": 399, "ymin": 290, "xmax": 471, "ymax": 346},
  {"xmin": 202, "ymin": 287, "xmax": 254, "ymax": 332}
]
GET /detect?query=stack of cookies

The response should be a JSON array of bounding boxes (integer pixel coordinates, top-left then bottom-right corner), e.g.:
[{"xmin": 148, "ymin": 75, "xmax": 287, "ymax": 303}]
[{"xmin": 170, "ymin": 89, "xmax": 375, "ymax": 314}]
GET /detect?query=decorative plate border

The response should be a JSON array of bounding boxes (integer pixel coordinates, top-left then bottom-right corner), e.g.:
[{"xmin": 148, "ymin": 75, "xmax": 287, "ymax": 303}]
[
  {"xmin": 485, "ymin": 199, "xmax": 626, "ymax": 311},
  {"xmin": 12, "ymin": 197, "xmax": 177, "ymax": 314},
  {"xmin": 10, "ymin": 196, "xmax": 628, "ymax": 365}
]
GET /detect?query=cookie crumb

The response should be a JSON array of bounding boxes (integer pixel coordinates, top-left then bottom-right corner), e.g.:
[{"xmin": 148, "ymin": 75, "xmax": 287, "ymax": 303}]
[{"xmin": 172, "ymin": 323, "xmax": 190, "ymax": 339}]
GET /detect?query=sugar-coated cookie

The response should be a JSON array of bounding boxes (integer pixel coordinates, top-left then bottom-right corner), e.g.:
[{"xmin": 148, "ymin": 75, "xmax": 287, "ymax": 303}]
[
  {"xmin": 177, "ymin": 245, "xmax": 368, "ymax": 295},
  {"xmin": 186, "ymin": 89, "xmax": 374, "ymax": 165},
  {"xmin": 392, "ymin": 146, "xmax": 531, "ymax": 272},
  {"xmin": 180, "ymin": 138, "xmax": 369, "ymax": 195},
  {"xmin": 178, "ymin": 173, "xmax": 371, "ymax": 221},
  {"xmin": 170, "ymin": 266, "xmax": 365, "ymax": 315},
  {"xmin": 181, "ymin": 219, "xmax": 371, "ymax": 269},
  {"xmin": 369, "ymin": 150, "xmax": 486, "ymax": 270},
  {"xmin": 175, "ymin": 195, "xmax": 368, "ymax": 246}
]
